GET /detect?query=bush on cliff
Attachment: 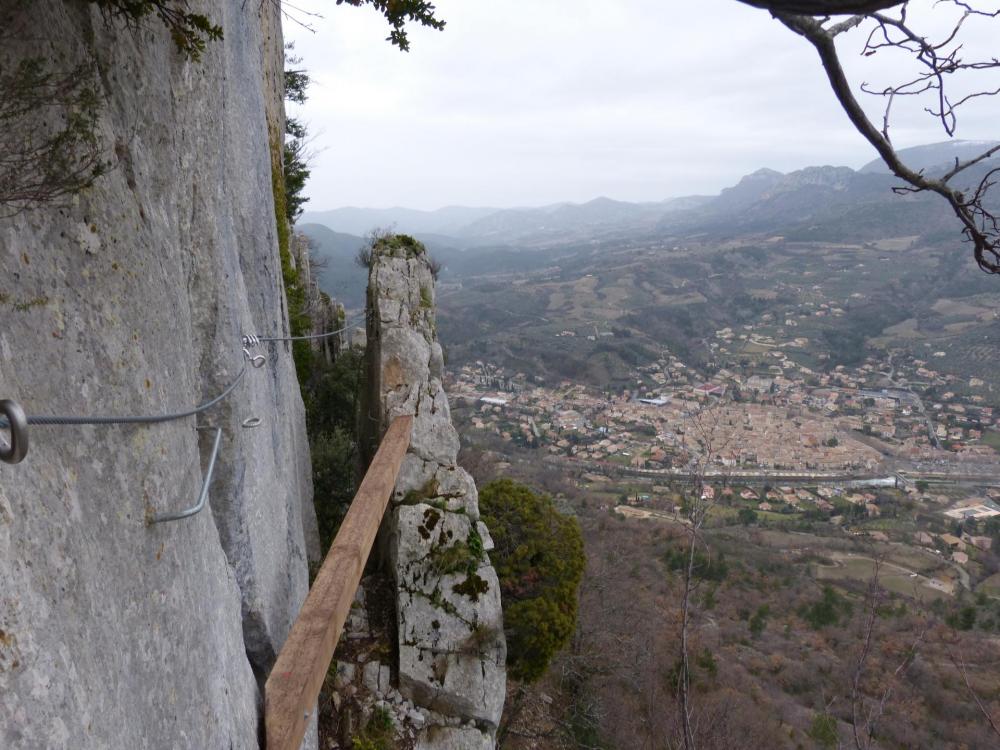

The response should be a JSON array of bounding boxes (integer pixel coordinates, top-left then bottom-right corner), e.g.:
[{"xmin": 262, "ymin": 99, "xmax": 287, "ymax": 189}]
[
  {"xmin": 304, "ymin": 348, "xmax": 365, "ymax": 552},
  {"xmin": 479, "ymin": 479, "xmax": 585, "ymax": 682}
]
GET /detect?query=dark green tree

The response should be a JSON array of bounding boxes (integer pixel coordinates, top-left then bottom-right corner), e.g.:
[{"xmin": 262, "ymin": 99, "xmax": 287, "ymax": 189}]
[
  {"xmin": 283, "ymin": 44, "xmax": 312, "ymax": 226},
  {"xmin": 748, "ymin": 604, "xmax": 770, "ymax": 637},
  {"xmin": 283, "ymin": 43, "xmax": 310, "ymax": 217},
  {"xmin": 304, "ymin": 347, "xmax": 365, "ymax": 551},
  {"xmin": 802, "ymin": 585, "xmax": 852, "ymax": 629},
  {"xmin": 479, "ymin": 479, "xmax": 585, "ymax": 682}
]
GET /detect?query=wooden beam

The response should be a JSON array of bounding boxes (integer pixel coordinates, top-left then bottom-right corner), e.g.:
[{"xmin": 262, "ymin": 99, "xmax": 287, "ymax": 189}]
[{"xmin": 264, "ymin": 415, "xmax": 413, "ymax": 750}]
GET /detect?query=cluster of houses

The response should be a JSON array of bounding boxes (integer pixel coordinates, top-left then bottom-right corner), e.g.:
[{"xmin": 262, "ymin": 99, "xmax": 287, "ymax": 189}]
[
  {"xmin": 450, "ymin": 349, "xmax": 1000, "ymax": 478},
  {"xmin": 450, "ymin": 328, "xmax": 1000, "ymax": 471}
]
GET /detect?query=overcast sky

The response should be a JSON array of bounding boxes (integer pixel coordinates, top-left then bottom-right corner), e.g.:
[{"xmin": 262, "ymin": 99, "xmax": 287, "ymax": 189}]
[{"xmin": 283, "ymin": 0, "xmax": 999, "ymax": 211}]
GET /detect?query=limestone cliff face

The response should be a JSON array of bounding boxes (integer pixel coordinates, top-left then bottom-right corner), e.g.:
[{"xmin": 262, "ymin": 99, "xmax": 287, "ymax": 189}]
[
  {"xmin": 0, "ymin": 3, "xmax": 317, "ymax": 748},
  {"xmin": 364, "ymin": 240, "xmax": 507, "ymax": 748}
]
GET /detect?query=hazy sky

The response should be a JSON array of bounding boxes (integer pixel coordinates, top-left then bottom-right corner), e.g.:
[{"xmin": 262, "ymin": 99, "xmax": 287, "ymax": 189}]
[{"xmin": 283, "ymin": 0, "xmax": 999, "ymax": 210}]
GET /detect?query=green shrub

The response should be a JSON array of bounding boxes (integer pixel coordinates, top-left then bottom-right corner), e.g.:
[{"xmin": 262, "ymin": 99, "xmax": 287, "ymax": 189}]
[
  {"xmin": 695, "ymin": 648, "xmax": 718, "ymax": 679},
  {"xmin": 303, "ymin": 349, "xmax": 365, "ymax": 553},
  {"xmin": 749, "ymin": 605, "xmax": 770, "ymax": 638},
  {"xmin": 663, "ymin": 546, "xmax": 728, "ymax": 582},
  {"xmin": 479, "ymin": 478, "xmax": 585, "ymax": 682},
  {"xmin": 801, "ymin": 586, "xmax": 852, "ymax": 630},
  {"xmin": 373, "ymin": 233, "xmax": 425, "ymax": 259},
  {"xmin": 352, "ymin": 705, "xmax": 394, "ymax": 750},
  {"xmin": 807, "ymin": 713, "xmax": 839, "ymax": 749},
  {"xmin": 946, "ymin": 605, "xmax": 977, "ymax": 631},
  {"xmin": 310, "ymin": 427, "xmax": 356, "ymax": 551}
]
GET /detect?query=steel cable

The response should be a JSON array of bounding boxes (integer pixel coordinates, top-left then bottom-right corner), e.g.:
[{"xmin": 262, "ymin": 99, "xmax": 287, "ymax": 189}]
[
  {"xmin": 0, "ymin": 312, "xmax": 363, "ymax": 464},
  {"xmin": 2, "ymin": 364, "xmax": 249, "ymax": 428},
  {"xmin": 244, "ymin": 312, "xmax": 365, "ymax": 346}
]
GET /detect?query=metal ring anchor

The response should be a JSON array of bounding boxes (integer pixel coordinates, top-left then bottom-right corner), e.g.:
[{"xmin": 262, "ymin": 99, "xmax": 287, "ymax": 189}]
[
  {"xmin": 241, "ymin": 417, "xmax": 262, "ymax": 428},
  {"xmin": 242, "ymin": 347, "xmax": 267, "ymax": 369},
  {"xmin": 0, "ymin": 400, "xmax": 29, "ymax": 464}
]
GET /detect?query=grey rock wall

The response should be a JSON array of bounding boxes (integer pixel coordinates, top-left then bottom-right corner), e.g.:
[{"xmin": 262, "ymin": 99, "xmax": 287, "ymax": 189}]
[
  {"xmin": 364, "ymin": 240, "xmax": 506, "ymax": 748},
  {"xmin": 0, "ymin": 2, "xmax": 316, "ymax": 748},
  {"xmin": 293, "ymin": 231, "xmax": 345, "ymax": 370}
]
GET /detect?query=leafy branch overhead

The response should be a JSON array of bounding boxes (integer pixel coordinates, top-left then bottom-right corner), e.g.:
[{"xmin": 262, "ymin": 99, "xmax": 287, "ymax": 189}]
[
  {"xmin": 740, "ymin": 0, "xmax": 1000, "ymax": 274},
  {"xmin": 335, "ymin": 0, "xmax": 445, "ymax": 50},
  {"xmin": 88, "ymin": 0, "xmax": 444, "ymax": 59},
  {"xmin": 86, "ymin": 1, "xmax": 223, "ymax": 60}
]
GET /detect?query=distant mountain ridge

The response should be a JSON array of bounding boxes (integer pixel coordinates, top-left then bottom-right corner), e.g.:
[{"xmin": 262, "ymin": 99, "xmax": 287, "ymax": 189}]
[
  {"xmin": 301, "ymin": 140, "xmax": 998, "ymax": 248},
  {"xmin": 860, "ymin": 139, "xmax": 1000, "ymax": 175},
  {"xmin": 296, "ymin": 223, "xmax": 369, "ymax": 309},
  {"xmin": 299, "ymin": 205, "xmax": 499, "ymax": 237}
]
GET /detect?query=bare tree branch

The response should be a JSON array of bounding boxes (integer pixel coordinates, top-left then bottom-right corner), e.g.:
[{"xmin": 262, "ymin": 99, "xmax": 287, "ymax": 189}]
[
  {"xmin": 770, "ymin": 6, "xmax": 1000, "ymax": 274},
  {"xmin": 848, "ymin": 557, "xmax": 928, "ymax": 749},
  {"xmin": 674, "ymin": 400, "xmax": 737, "ymax": 750},
  {"xmin": 950, "ymin": 651, "xmax": 1000, "ymax": 740},
  {"xmin": 738, "ymin": 0, "xmax": 904, "ymax": 13},
  {"xmin": 0, "ymin": 58, "xmax": 108, "ymax": 215}
]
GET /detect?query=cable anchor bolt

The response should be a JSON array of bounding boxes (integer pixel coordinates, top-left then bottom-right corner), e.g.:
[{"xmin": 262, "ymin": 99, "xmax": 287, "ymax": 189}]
[{"xmin": 0, "ymin": 400, "xmax": 29, "ymax": 464}]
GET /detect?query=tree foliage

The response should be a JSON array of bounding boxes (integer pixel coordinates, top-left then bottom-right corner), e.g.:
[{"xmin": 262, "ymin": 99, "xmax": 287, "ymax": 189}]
[
  {"xmin": 479, "ymin": 479, "xmax": 585, "ymax": 683},
  {"xmin": 88, "ymin": 0, "xmax": 443, "ymax": 61},
  {"xmin": 664, "ymin": 545, "xmax": 729, "ymax": 582},
  {"xmin": 335, "ymin": 0, "xmax": 445, "ymax": 51},
  {"xmin": 801, "ymin": 585, "xmax": 853, "ymax": 629},
  {"xmin": 807, "ymin": 712, "xmax": 840, "ymax": 749},
  {"xmin": 304, "ymin": 347, "xmax": 365, "ymax": 551},
  {"xmin": 283, "ymin": 136, "xmax": 310, "ymax": 224},
  {"xmin": 283, "ymin": 45, "xmax": 312, "ymax": 226},
  {"xmin": 87, "ymin": 1, "xmax": 222, "ymax": 60}
]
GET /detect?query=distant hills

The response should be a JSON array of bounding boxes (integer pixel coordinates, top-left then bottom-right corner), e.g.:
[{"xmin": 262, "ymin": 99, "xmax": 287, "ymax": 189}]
[
  {"xmin": 860, "ymin": 139, "xmax": 999, "ymax": 174},
  {"xmin": 297, "ymin": 139, "xmax": 998, "ymax": 305},
  {"xmin": 300, "ymin": 195, "xmax": 717, "ymax": 247},
  {"xmin": 296, "ymin": 223, "xmax": 369, "ymax": 309},
  {"xmin": 299, "ymin": 205, "xmax": 498, "ymax": 237},
  {"xmin": 298, "ymin": 223, "xmax": 486, "ymax": 308},
  {"xmin": 300, "ymin": 140, "xmax": 997, "ymax": 242}
]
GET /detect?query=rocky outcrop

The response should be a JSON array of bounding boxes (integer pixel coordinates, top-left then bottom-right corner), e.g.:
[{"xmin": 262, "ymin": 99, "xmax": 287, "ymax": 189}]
[
  {"xmin": 0, "ymin": 3, "xmax": 316, "ymax": 748},
  {"xmin": 363, "ymin": 237, "xmax": 506, "ymax": 747},
  {"xmin": 292, "ymin": 231, "xmax": 345, "ymax": 366}
]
